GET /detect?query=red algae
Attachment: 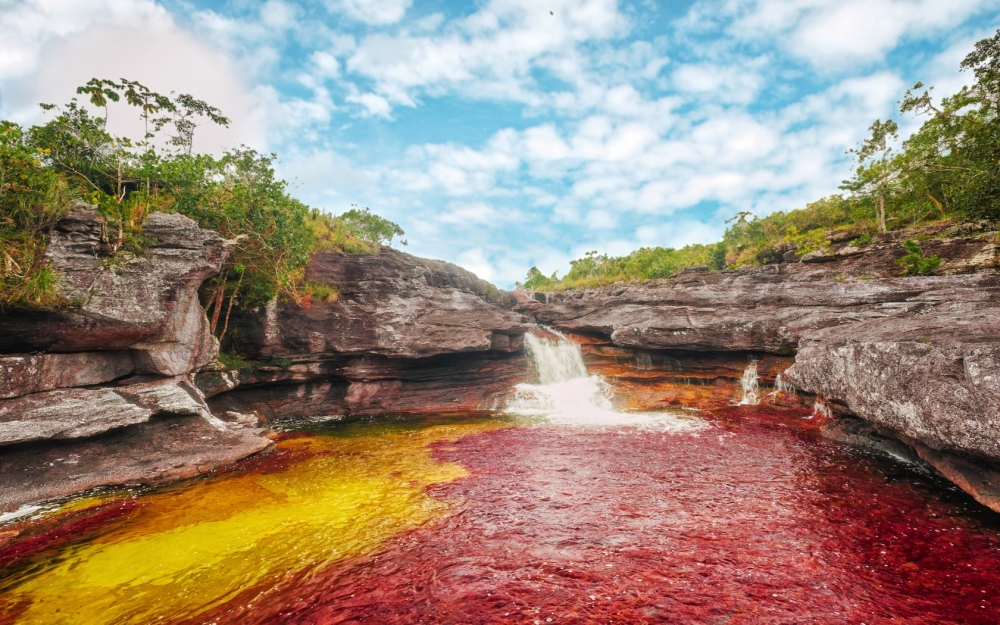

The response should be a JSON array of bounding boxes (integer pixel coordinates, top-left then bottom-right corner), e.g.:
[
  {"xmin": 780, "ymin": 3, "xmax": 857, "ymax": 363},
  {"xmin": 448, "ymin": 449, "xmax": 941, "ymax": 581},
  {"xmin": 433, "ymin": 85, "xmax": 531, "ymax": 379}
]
[{"xmin": 199, "ymin": 409, "xmax": 1000, "ymax": 625}]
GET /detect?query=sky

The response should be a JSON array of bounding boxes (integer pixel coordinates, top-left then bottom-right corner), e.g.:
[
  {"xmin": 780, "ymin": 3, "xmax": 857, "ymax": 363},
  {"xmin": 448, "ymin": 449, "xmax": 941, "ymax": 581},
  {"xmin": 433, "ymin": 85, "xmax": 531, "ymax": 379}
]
[{"xmin": 2, "ymin": 0, "xmax": 999, "ymax": 287}]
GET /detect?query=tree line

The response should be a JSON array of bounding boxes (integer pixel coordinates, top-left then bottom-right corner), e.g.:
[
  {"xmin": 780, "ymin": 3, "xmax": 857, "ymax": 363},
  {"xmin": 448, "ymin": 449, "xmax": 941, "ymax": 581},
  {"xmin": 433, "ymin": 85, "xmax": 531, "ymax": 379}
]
[
  {"xmin": 523, "ymin": 30, "xmax": 1000, "ymax": 291},
  {"xmin": 0, "ymin": 79, "xmax": 404, "ymax": 338}
]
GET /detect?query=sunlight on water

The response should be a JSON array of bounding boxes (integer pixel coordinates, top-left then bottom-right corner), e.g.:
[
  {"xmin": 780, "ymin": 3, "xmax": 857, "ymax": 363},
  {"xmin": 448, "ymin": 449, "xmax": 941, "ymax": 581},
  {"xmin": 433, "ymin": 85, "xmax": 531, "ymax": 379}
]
[
  {"xmin": 507, "ymin": 332, "xmax": 707, "ymax": 432},
  {"xmin": 0, "ymin": 418, "xmax": 506, "ymax": 625}
]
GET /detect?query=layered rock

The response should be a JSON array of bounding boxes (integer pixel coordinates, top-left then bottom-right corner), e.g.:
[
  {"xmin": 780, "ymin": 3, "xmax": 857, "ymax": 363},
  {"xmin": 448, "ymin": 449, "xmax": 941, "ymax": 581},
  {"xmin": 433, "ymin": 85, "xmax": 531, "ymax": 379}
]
[
  {"xmin": 209, "ymin": 249, "xmax": 530, "ymax": 420},
  {"xmin": 0, "ymin": 204, "xmax": 272, "ymax": 512},
  {"xmin": 0, "ymin": 203, "xmax": 226, "ymax": 375},
  {"xmin": 520, "ymin": 236, "xmax": 1000, "ymax": 509}
]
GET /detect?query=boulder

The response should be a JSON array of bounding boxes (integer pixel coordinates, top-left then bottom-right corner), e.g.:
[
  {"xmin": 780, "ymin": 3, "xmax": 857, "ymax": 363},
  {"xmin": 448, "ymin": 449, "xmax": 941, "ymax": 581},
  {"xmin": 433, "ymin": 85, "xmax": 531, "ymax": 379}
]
[{"xmin": 0, "ymin": 203, "xmax": 227, "ymax": 375}]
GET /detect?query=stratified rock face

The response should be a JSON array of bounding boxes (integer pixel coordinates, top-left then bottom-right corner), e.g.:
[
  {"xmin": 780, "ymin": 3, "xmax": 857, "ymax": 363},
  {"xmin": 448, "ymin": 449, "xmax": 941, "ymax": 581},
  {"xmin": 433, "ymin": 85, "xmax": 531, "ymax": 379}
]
[
  {"xmin": 0, "ymin": 203, "xmax": 226, "ymax": 375},
  {"xmin": 0, "ymin": 415, "xmax": 273, "ymax": 512},
  {"xmin": 210, "ymin": 249, "xmax": 531, "ymax": 419},
  {"xmin": 525, "ymin": 268, "xmax": 1000, "ymax": 354},
  {"xmin": 0, "ymin": 352, "xmax": 135, "ymax": 399},
  {"xmin": 0, "ymin": 376, "xmax": 214, "ymax": 446},
  {"xmin": 234, "ymin": 249, "xmax": 525, "ymax": 359},
  {"xmin": 785, "ymin": 310, "xmax": 1000, "ymax": 461}
]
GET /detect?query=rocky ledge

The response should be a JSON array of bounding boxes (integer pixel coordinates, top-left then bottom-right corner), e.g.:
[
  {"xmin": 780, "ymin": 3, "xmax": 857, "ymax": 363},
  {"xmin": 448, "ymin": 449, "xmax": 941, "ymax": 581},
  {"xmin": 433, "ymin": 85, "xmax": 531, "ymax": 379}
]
[
  {"xmin": 0, "ymin": 204, "xmax": 272, "ymax": 512},
  {"xmin": 519, "ymin": 231, "xmax": 1000, "ymax": 511},
  {"xmin": 203, "ymin": 248, "xmax": 530, "ymax": 421}
]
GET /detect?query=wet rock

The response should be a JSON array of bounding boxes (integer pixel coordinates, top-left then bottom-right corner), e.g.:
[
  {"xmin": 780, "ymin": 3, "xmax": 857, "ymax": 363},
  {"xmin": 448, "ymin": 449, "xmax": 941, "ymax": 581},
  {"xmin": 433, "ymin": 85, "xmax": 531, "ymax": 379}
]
[
  {"xmin": 0, "ymin": 415, "xmax": 273, "ymax": 513},
  {"xmin": 0, "ymin": 376, "xmax": 215, "ymax": 446},
  {"xmin": 0, "ymin": 352, "xmax": 135, "ymax": 399}
]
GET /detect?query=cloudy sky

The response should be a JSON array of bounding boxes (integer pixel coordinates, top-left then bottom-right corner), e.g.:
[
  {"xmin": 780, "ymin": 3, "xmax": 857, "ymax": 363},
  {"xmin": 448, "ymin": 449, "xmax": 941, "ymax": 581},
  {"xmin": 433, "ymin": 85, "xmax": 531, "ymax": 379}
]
[{"xmin": 2, "ymin": 0, "xmax": 999, "ymax": 286}]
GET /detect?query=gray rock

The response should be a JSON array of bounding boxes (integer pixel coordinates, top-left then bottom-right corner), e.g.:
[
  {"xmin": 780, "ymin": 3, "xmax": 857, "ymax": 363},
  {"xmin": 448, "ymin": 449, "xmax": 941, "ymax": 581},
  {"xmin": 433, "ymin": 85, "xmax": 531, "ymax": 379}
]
[
  {"xmin": 800, "ymin": 249, "xmax": 837, "ymax": 263},
  {"xmin": 785, "ymin": 310, "xmax": 1000, "ymax": 462},
  {"xmin": 0, "ymin": 352, "xmax": 135, "ymax": 399},
  {"xmin": 0, "ymin": 203, "xmax": 227, "ymax": 367},
  {"xmin": 0, "ymin": 375, "xmax": 216, "ymax": 446}
]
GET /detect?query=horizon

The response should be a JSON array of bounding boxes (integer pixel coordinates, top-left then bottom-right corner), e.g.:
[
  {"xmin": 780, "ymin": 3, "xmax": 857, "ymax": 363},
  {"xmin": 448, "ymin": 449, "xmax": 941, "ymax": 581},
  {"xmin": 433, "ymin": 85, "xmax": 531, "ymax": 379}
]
[{"xmin": 2, "ymin": 0, "xmax": 999, "ymax": 288}]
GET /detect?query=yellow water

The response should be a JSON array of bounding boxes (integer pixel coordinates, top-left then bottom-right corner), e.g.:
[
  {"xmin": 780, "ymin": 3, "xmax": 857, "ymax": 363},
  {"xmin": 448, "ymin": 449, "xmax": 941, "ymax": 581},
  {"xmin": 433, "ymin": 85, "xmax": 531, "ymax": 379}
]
[{"xmin": 0, "ymin": 415, "xmax": 506, "ymax": 625}]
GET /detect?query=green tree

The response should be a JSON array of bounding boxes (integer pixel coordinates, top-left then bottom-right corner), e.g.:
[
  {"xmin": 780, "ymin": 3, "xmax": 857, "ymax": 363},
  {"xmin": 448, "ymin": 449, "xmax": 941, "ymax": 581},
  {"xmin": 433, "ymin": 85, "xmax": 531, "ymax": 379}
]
[{"xmin": 844, "ymin": 119, "xmax": 900, "ymax": 232}]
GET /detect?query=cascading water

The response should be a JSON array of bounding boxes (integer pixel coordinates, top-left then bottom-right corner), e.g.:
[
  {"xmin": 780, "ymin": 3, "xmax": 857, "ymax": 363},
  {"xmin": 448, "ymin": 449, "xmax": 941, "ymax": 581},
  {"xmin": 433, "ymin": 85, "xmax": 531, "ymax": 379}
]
[
  {"xmin": 738, "ymin": 361, "xmax": 760, "ymax": 405},
  {"xmin": 506, "ymin": 331, "xmax": 705, "ymax": 431}
]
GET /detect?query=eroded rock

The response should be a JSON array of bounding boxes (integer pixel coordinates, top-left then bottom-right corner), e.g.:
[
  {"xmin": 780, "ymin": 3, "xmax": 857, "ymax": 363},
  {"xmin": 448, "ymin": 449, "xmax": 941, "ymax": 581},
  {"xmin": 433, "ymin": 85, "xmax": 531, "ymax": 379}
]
[{"xmin": 0, "ymin": 376, "xmax": 216, "ymax": 446}]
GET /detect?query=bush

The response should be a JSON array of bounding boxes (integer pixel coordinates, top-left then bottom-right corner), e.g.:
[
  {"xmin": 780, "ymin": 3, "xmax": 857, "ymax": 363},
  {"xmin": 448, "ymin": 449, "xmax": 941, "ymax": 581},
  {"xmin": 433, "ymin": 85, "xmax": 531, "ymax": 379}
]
[{"xmin": 896, "ymin": 239, "xmax": 942, "ymax": 275}]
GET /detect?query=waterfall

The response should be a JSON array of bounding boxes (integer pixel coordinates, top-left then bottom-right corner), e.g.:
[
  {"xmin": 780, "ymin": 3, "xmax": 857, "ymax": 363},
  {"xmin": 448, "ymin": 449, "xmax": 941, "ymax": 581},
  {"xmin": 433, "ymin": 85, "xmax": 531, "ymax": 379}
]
[
  {"xmin": 769, "ymin": 373, "xmax": 797, "ymax": 398},
  {"xmin": 738, "ymin": 361, "xmax": 760, "ymax": 405},
  {"xmin": 506, "ymin": 331, "xmax": 705, "ymax": 431},
  {"xmin": 811, "ymin": 398, "xmax": 834, "ymax": 420}
]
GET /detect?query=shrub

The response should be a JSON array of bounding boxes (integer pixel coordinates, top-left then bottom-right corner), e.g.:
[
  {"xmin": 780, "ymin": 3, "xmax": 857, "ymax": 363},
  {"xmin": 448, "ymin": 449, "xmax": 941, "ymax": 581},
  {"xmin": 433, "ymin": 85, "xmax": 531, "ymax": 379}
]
[{"xmin": 896, "ymin": 239, "xmax": 942, "ymax": 275}]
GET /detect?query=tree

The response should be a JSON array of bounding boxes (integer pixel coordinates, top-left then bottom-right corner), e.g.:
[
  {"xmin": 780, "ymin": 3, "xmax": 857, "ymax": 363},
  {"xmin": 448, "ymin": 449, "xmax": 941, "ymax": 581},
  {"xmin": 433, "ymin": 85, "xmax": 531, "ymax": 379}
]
[{"xmin": 844, "ymin": 119, "xmax": 900, "ymax": 232}]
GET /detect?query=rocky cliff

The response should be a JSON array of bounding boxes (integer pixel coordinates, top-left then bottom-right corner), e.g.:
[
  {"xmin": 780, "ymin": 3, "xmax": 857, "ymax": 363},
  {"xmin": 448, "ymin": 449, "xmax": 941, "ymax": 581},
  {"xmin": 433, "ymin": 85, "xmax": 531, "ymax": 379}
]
[
  {"xmin": 0, "ymin": 203, "xmax": 271, "ymax": 511},
  {"xmin": 203, "ymin": 248, "xmax": 530, "ymax": 421},
  {"xmin": 518, "ymin": 230, "xmax": 1000, "ymax": 510}
]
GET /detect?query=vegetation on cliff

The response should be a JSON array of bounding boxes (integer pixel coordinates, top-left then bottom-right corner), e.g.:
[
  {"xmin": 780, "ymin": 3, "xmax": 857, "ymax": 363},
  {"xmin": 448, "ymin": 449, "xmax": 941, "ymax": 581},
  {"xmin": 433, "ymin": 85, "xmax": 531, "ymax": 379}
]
[
  {"xmin": 0, "ymin": 80, "xmax": 403, "ymax": 317},
  {"xmin": 523, "ymin": 30, "xmax": 1000, "ymax": 291}
]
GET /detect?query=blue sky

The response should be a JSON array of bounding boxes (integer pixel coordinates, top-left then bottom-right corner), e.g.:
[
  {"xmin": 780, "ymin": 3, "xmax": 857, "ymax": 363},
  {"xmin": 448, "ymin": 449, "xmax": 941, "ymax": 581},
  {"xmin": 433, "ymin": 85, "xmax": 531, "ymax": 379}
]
[{"xmin": 2, "ymin": 0, "xmax": 999, "ymax": 287}]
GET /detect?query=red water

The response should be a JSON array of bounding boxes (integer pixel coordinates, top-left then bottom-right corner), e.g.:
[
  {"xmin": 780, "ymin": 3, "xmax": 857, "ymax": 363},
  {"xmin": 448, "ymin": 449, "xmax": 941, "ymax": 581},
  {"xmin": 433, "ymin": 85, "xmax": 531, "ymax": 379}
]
[{"xmin": 192, "ymin": 408, "xmax": 1000, "ymax": 624}]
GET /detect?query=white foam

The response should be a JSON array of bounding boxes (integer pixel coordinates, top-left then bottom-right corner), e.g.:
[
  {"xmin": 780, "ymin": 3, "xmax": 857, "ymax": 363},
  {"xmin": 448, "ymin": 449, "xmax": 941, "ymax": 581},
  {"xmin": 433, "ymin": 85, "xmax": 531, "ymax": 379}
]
[{"xmin": 506, "ymin": 332, "xmax": 707, "ymax": 432}]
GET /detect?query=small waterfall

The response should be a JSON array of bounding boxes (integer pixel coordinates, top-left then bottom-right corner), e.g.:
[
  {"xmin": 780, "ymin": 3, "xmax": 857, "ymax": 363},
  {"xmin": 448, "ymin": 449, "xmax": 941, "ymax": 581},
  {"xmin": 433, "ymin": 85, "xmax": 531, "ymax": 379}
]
[
  {"xmin": 811, "ymin": 398, "xmax": 834, "ymax": 420},
  {"xmin": 738, "ymin": 361, "xmax": 760, "ymax": 405},
  {"xmin": 769, "ymin": 373, "xmax": 797, "ymax": 399},
  {"xmin": 506, "ymin": 331, "xmax": 705, "ymax": 431}
]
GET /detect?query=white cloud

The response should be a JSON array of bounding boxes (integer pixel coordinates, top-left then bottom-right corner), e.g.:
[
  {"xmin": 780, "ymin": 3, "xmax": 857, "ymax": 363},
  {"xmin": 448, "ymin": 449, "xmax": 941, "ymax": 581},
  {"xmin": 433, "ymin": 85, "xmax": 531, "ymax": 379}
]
[
  {"xmin": 705, "ymin": 0, "xmax": 1000, "ymax": 67},
  {"xmin": 328, "ymin": 0, "xmax": 412, "ymax": 25},
  {"xmin": 0, "ymin": 2, "xmax": 263, "ymax": 154}
]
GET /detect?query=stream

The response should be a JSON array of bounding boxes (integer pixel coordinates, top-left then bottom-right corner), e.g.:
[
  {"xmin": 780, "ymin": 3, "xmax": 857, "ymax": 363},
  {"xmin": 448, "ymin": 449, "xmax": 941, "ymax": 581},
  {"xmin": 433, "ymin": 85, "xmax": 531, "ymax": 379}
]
[{"xmin": 1, "ymin": 334, "xmax": 999, "ymax": 624}]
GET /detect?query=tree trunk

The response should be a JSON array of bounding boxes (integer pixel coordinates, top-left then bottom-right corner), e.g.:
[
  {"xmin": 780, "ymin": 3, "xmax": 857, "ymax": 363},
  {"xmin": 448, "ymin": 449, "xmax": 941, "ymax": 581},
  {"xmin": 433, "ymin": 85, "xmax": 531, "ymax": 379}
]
[
  {"xmin": 209, "ymin": 270, "xmax": 228, "ymax": 334},
  {"xmin": 877, "ymin": 193, "xmax": 887, "ymax": 232}
]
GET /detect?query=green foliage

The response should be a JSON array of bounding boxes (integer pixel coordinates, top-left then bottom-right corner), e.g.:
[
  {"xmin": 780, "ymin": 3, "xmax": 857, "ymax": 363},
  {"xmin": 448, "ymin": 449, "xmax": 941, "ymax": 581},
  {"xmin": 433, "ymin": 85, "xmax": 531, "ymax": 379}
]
[
  {"xmin": 1, "ymin": 77, "xmax": 402, "ymax": 317},
  {"xmin": 217, "ymin": 351, "xmax": 253, "ymax": 371},
  {"xmin": 300, "ymin": 281, "xmax": 340, "ymax": 303},
  {"xmin": 338, "ymin": 205, "xmax": 405, "ymax": 247},
  {"xmin": 521, "ymin": 245, "xmax": 715, "ymax": 290},
  {"xmin": 0, "ymin": 121, "xmax": 72, "ymax": 306},
  {"xmin": 896, "ymin": 239, "xmax": 942, "ymax": 276}
]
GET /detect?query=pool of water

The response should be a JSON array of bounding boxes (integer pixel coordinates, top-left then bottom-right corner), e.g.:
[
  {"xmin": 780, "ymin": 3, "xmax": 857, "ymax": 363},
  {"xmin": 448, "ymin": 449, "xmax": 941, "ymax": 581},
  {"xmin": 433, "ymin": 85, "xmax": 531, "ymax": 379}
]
[{"xmin": 1, "ymin": 408, "xmax": 999, "ymax": 624}]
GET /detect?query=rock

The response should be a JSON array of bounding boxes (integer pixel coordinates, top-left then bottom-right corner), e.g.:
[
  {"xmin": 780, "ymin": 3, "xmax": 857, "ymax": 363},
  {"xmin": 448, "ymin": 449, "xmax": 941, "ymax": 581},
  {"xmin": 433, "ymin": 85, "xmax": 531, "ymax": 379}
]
[
  {"xmin": 834, "ymin": 245, "xmax": 865, "ymax": 258},
  {"xmin": 782, "ymin": 249, "xmax": 800, "ymax": 263},
  {"xmin": 525, "ymin": 269, "xmax": 1000, "ymax": 354},
  {"xmin": 785, "ymin": 310, "xmax": 1000, "ymax": 462},
  {"xmin": 800, "ymin": 249, "xmax": 836, "ymax": 263},
  {"xmin": 825, "ymin": 229, "xmax": 858, "ymax": 244},
  {"xmin": 0, "ymin": 376, "xmax": 216, "ymax": 446},
  {"xmin": 232, "ymin": 249, "xmax": 527, "ymax": 360},
  {"xmin": 0, "ymin": 352, "xmax": 135, "ymax": 399},
  {"xmin": 0, "ymin": 415, "xmax": 272, "ymax": 513},
  {"xmin": 0, "ymin": 203, "xmax": 227, "ymax": 369},
  {"xmin": 942, "ymin": 242, "xmax": 1000, "ymax": 274}
]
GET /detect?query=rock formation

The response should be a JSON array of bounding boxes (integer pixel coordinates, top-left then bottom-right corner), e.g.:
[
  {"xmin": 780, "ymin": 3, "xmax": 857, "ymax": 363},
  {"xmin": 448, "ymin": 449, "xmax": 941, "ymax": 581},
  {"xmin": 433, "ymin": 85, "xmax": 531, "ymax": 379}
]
[
  {"xmin": 205, "ymin": 248, "xmax": 530, "ymax": 420},
  {"xmin": 0, "ymin": 204, "xmax": 271, "ymax": 511}
]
